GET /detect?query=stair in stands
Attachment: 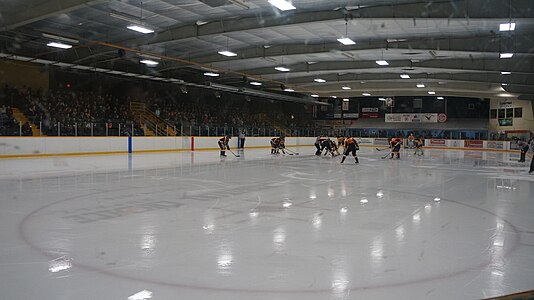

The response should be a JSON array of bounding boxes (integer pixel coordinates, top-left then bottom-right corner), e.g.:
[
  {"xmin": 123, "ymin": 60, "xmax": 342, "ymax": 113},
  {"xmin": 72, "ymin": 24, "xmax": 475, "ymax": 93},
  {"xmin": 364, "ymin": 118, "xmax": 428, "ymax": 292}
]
[
  {"xmin": 11, "ymin": 107, "xmax": 42, "ymax": 136},
  {"xmin": 130, "ymin": 102, "xmax": 178, "ymax": 136}
]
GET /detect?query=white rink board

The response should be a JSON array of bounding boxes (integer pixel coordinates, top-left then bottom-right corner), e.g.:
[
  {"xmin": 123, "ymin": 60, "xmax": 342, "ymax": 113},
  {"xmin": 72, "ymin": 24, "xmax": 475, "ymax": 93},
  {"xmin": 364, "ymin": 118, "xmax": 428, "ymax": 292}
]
[{"xmin": 0, "ymin": 136, "xmax": 517, "ymax": 157}]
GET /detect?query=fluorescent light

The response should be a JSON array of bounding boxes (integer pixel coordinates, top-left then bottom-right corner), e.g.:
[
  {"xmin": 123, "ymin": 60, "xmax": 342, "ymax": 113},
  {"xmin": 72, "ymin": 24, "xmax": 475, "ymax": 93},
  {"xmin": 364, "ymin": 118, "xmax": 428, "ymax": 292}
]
[
  {"xmin": 47, "ymin": 42, "xmax": 72, "ymax": 49},
  {"xmin": 337, "ymin": 37, "xmax": 356, "ymax": 45},
  {"xmin": 428, "ymin": 91, "xmax": 436, "ymax": 95},
  {"xmin": 268, "ymin": 0, "xmax": 296, "ymax": 11},
  {"xmin": 400, "ymin": 74, "xmax": 410, "ymax": 79},
  {"xmin": 342, "ymin": 86, "xmax": 351, "ymax": 90},
  {"xmin": 128, "ymin": 290, "xmax": 153, "ymax": 300},
  {"xmin": 501, "ymin": 83, "xmax": 508, "ymax": 86},
  {"xmin": 500, "ymin": 53, "xmax": 514, "ymax": 59},
  {"xmin": 314, "ymin": 78, "xmax": 326, "ymax": 83},
  {"xmin": 311, "ymin": 94, "xmax": 319, "ymax": 98},
  {"xmin": 378, "ymin": 97, "xmax": 386, "ymax": 101},
  {"xmin": 499, "ymin": 22, "xmax": 516, "ymax": 31},
  {"xmin": 283, "ymin": 88, "xmax": 294, "ymax": 92},
  {"xmin": 140, "ymin": 59, "xmax": 158, "ymax": 66},
  {"xmin": 501, "ymin": 71, "xmax": 511, "ymax": 75},
  {"xmin": 275, "ymin": 66, "xmax": 290, "ymax": 72},
  {"xmin": 376, "ymin": 60, "xmax": 389, "ymax": 66},
  {"xmin": 362, "ymin": 92, "xmax": 371, "ymax": 96},
  {"xmin": 204, "ymin": 72, "xmax": 220, "ymax": 77},
  {"xmin": 331, "ymin": 96, "xmax": 337, "ymax": 98},
  {"xmin": 218, "ymin": 50, "xmax": 237, "ymax": 57},
  {"xmin": 250, "ymin": 81, "xmax": 262, "ymax": 86},
  {"xmin": 437, "ymin": 97, "xmax": 444, "ymax": 100},
  {"xmin": 343, "ymin": 98, "xmax": 349, "ymax": 102},
  {"xmin": 416, "ymin": 84, "xmax": 425, "ymax": 88},
  {"xmin": 127, "ymin": 25, "xmax": 154, "ymax": 34}
]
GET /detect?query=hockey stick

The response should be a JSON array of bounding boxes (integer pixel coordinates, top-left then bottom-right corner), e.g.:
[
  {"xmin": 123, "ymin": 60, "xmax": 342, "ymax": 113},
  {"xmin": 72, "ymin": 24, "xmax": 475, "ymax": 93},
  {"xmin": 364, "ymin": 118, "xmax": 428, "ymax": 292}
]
[
  {"xmin": 375, "ymin": 147, "xmax": 390, "ymax": 151},
  {"xmin": 285, "ymin": 148, "xmax": 299, "ymax": 155},
  {"xmin": 381, "ymin": 151, "xmax": 392, "ymax": 159},
  {"xmin": 228, "ymin": 149, "xmax": 240, "ymax": 157}
]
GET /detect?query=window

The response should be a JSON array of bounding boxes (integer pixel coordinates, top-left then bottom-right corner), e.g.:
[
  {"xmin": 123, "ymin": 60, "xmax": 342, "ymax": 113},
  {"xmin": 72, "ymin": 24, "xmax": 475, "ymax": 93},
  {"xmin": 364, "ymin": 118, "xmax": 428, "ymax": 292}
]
[
  {"xmin": 490, "ymin": 109, "xmax": 497, "ymax": 119},
  {"xmin": 498, "ymin": 109, "xmax": 505, "ymax": 118},
  {"xmin": 514, "ymin": 107, "xmax": 522, "ymax": 118},
  {"xmin": 506, "ymin": 108, "xmax": 513, "ymax": 118}
]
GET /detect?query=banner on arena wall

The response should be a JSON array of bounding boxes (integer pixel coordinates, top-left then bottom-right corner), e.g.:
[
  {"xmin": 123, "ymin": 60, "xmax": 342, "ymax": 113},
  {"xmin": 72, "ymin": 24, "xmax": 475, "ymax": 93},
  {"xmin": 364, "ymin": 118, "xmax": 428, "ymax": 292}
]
[
  {"xmin": 464, "ymin": 140, "xmax": 483, "ymax": 148},
  {"xmin": 343, "ymin": 113, "xmax": 359, "ymax": 119},
  {"xmin": 342, "ymin": 101, "xmax": 349, "ymax": 111},
  {"xmin": 486, "ymin": 141, "xmax": 505, "ymax": 149},
  {"xmin": 362, "ymin": 107, "xmax": 379, "ymax": 113},
  {"xmin": 361, "ymin": 113, "xmax": 380, "ymax": 118},
  {"xmin": 438, "ymin": 113, "xmax": 447, "ymax": 123},
  {"xmin": 428, "ymin": 139, "xmax": 446, "ymax": 146},
  {"xmin": 385, "ymin": 113, "xmax": 438, "ymax": 123},
  {"xmin": 374, "ymin": 138, "xmax": 390, "ymax": 146},
  {"xmin": 357, "ymin": 138, "xmax": 374, "ymax": 144}
]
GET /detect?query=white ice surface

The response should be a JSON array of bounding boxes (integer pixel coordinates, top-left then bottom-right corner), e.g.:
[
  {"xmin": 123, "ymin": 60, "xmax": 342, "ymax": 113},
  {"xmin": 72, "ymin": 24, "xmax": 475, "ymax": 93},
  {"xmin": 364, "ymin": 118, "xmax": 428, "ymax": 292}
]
[{"xmin": 1, "ymin": 147, "xmax": 533, "ymax": 300}]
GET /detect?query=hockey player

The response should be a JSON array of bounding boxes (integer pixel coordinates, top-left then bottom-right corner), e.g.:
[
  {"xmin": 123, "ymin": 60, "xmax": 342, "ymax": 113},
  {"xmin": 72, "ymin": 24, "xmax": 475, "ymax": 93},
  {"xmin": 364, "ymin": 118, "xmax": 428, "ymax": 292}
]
[
  {"xmin": 271, "ymin": 137, "xmax": 280, "ymax": 154},
  {"xmin": 337, "ymin": 136, "xmax": 345, "ymax": 154},
  {"xmin": 321, "ymin": 138, "xmax": 336, "ymax": 157},
  {"xmin": 218, "ymin": 135, "xmax": 231, "ymax": 157},
  {"xmin": 314, "ymin": 136, "xmax": 323, "ymax": 156},
  {"xmin": 340, "ymin": 136, "xmax": 359, "ymax": 164},
  {"xmin": 390, "ymin": 137, "xmax": 402, "ymax": 159},
  {"xmin": 517, "ymin": 140, "xmax": 529, "ymax": 162},
  {"xmin": 277, "ymin": 136, "xmax": 286, "ymax": 154},
  {"xmin": 414, "ymin": 137, "xmax": 424, "ymax": 156}
]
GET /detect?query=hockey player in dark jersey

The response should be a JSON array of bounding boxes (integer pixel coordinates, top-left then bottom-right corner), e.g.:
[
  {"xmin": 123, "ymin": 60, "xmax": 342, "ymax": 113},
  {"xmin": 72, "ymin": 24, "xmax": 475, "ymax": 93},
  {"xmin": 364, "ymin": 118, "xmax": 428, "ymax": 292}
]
[
  {"xmin": 218, "ymin": 135, "xmax": 231, "ymax": 157},
  {"xmin": 271, "ymin": 137, "xmax": 279, "ymax": 154},
  {"xmin": 340, "ymin": 136, "xmax": 359, "ymax": 164}
]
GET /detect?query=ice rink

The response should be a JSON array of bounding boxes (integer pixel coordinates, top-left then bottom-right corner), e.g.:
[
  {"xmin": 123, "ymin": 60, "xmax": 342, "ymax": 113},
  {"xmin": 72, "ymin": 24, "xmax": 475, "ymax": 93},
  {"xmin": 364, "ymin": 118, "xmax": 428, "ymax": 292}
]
[{"xmin": 1, "ymin": 147, "xmax": 533, "ymax": 300}]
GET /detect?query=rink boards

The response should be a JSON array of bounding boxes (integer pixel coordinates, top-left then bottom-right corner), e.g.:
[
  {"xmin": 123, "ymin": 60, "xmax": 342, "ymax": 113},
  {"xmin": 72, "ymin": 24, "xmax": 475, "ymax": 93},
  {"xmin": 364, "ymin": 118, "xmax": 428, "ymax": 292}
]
[{"xmin": 0, "ymin": 136, "xmax": 524, "ymax": 158}]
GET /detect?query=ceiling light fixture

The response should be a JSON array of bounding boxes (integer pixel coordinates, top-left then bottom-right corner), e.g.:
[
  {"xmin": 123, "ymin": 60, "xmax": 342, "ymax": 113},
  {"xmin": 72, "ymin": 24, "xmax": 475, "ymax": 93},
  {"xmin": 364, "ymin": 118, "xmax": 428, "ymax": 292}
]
[
  {"xmin": 283, "ymin": 88, "xmax": 295, "ymax": 92},
  {"xmin": 343, "ymin": 98, "xmax": 349, "ymax": 102},
  {"xmin": 499, "ymin": 22, "xmax": 516, "ymax": 31},
  {"xmin": 500, "ymin": 53, "xmax": 514, "ymax": 59},
  {"xmin": 140, "ymin": 59, "xmax": 159, "ymax": 66},
  {"xmin": 437, "ymin": 96, "xmax": 444, "ymax": 100},
  {"xmin": 416, "ymin": 84, "xmax": 425, "ymax": 88},
  {"xmin": 362, "ymin": 92, "xmax": 371, "ymax": 96},
  {"xmin": 501, "ymin": 71, "xmax": 511, "ymax": 75},
  {"xmin": 376, "ymin": 60, "xmax": 389, "ymax": 66},
  {"xmin": 47, "ymin": 42, "xmax": 72, "ymax": 49},
  {"xmin": 501, "ymin": 83, "xmax": 508, "ymax": 86},
  {"xmin": 311, "ymin": 94, "xmax": 319, "ymax": 98},
  {"xmin": 204, "ymin": 72, "xmax": 220, "ymax": 77},
  {"xmin": 275, "ymin": 66, "xmax": 290, "ymax": 72},
  {"xmin": 400, "ymin": 74, "xmax": 410, "ymax": 79},
  {"xmin": 127, "ymin": 25, "xmax": 154, "ymax": 34},
  {"xmin": 428, "ymin": 91, "xmax": 436, "ymax": 95},
  {"xmin": 250, "ymin": 81, "xmax": 262, "ymax": 86},
  {"xmin": 218, "ymin": 50, "xmax": 237, "ymax": 57},
  {"xmin": 314, "ymin": 78, "xmax": 326, "ymax": 83},
  {"xmin": 342, "ymin": 86, "xmax": 351, "ymax": 90},
  {"xmin": 338, "ymin": 20, "xmax": 355, "ymax": 45},
  {"xmin": 378, "ymin": 97, "xmax": 386, "ymax": 101},
  {"xmin": 268, "ymin": 0, "xmax": 296, "ymax": 11},
  {"xmin": 218, "ymin": 35, "xmax": 237, "ymax": 57}
]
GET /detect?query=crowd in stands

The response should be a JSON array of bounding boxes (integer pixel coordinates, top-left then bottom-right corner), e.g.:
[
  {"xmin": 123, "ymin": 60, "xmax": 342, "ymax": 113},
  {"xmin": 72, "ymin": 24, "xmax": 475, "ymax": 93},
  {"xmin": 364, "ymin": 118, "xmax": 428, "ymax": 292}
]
[{"xmin": 0, "ymin": 85, "xmax": 313, "ymax": 136}]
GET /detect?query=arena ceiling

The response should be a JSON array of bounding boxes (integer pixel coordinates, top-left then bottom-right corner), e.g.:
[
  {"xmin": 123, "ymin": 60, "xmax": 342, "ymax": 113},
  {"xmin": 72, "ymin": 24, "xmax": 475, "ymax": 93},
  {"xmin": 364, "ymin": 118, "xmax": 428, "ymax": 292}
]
[{"xmin": 0, "ymin": 0, "xmax": 533, "ymax": 102}]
